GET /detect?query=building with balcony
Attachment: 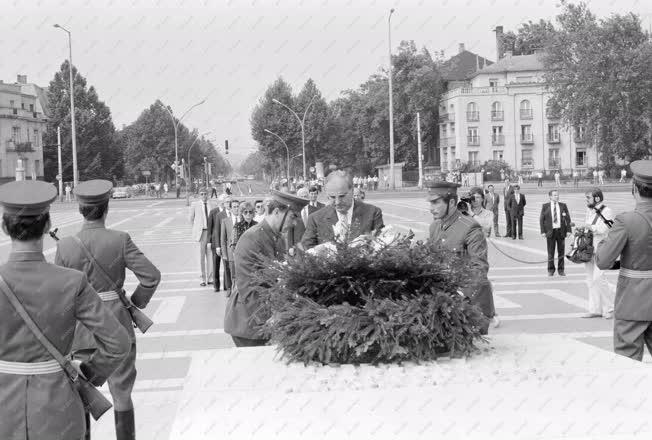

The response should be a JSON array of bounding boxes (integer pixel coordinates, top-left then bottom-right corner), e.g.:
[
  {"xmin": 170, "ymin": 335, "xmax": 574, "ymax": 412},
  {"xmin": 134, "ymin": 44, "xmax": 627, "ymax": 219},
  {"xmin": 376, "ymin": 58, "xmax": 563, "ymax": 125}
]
[
  {"xmin": 438, "ymin": 28, "xmax": 598, "ymax": 175},
  {"xmin": 0, "ymin": 75, "xmax": 48, "ymax": 183}
]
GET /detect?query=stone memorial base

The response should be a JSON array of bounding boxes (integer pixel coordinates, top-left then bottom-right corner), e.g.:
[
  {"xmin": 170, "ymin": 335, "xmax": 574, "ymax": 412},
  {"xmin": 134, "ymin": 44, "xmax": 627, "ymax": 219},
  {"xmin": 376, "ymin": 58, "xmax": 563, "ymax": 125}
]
[{"xmin": 168, "ymin": 334, "xmax": 652, "ymax": 439}]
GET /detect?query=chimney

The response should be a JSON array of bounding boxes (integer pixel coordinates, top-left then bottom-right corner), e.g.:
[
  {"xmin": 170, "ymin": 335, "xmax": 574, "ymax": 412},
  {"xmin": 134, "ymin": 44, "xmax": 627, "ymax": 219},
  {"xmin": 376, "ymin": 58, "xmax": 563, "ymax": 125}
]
[
  {"xmin": 494, "ymin": 25, "xmax": 504, "ymax": 60},
  {"xmin": 17, "ymin": 75, "xmax": 27, "ymax": 84},
  {"xmin": 458, "ymin": 43, "xmax": 465, "ymax": 54}
]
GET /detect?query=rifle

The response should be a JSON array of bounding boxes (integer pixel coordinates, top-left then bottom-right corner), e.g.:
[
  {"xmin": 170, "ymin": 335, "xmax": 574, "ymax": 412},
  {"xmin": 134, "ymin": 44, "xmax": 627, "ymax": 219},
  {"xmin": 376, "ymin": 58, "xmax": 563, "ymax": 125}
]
[{"xmin": 49, "ymin": 228, "xmax": 60, "ymax": 241}]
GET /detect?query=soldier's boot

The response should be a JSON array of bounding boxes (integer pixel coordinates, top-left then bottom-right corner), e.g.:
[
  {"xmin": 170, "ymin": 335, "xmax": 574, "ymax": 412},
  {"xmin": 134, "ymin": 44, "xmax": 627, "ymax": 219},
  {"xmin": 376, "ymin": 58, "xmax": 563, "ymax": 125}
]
[
  {"xmin": 114, "ymin": 409, "xmax": 136, "ymax": 440},
  {"xmin": 84, "ymin": 412, "xmax": 92, "ymax": 440}
]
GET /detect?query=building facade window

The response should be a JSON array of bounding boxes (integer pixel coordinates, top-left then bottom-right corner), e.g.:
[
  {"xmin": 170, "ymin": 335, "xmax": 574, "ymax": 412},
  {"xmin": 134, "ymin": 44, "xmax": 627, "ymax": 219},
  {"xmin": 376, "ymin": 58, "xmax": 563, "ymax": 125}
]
[
  {"xmin": 493, "ymin": 150, "xmax": 504, "ymax": 161},
  {"xmin": 468, "ymin": 151, "xmax": 479, "ymax": 166},
  {"xmin": 520, "ymin": 125, "xmax": 533, "ymax": 143},
  {"xmin": 576, "ymin": 150, "xmax": 587, "ymax": 167},
  {"xmin": 29, "ymin": 104, "xmax": 34, "ymax": 112},
  {"xmin": 33, "ymin": 130, "xmax": 39, "ymax": 148},
  {"xmin": 522, "ymin": 149, "xmax": 533, "ymax": 167},
  {"xmin": 467, "ymin": 102, "xmax": 479, "ymax": 121},
  {"xmin": 549, "ymin": 149, "xmax": 560, "ymax": 168},
  {"xmin": 491, "ymin": 102, "xmax": 503, "ymax": 121},
  {"xmin": 467, "ymin": 127, "xmax": 479, "ymax": 145},
  {"xmin": 489, "ymin": 79, "xmax": 499, "ymax": 90},
  {"xmin": 575, "ymin": 125, "xmax": 586, "ymax": 142},
  {"xmin": 441, "ymin": 125, "xmax": 447, "ymax": 139},
  {"xmin": 547, "ymin": 124, "xmax": 560, "ymax": 143},
  {"xmin": 520, "ymin": 100, "xmax": 533, "ymax": 119},
  {"xmin": 492, "ymin": 126, "xmax": 504, "ymax": 145},
  {"xmin": 546, "ymin": 100, "xmax": 559, "ymax": 119},
  {"xmin": 10, "ymin": 100, "xmax": 15, "ymax": 108},
  {"xmin": 12, "ymin": 126, "xmax": 21, "ymax": 143},
  {"xmin": 516, "ymin": 76, "xmax": 533, "ymax": 83}
]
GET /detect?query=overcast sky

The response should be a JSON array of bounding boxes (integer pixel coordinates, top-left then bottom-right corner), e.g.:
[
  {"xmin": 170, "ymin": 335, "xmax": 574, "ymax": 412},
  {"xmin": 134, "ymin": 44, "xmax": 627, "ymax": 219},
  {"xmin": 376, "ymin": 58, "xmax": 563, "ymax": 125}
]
[{"xmin": 2, "ymin": 0, "xmax": 650, "ymax": 165}]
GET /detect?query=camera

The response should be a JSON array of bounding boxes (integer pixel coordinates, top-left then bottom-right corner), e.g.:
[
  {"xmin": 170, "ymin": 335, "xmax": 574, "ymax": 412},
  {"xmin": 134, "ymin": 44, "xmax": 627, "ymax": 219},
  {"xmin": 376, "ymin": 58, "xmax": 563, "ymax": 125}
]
[{"xmin": 457, "ymin": 195, "xmax": 473, "ymax": 214}]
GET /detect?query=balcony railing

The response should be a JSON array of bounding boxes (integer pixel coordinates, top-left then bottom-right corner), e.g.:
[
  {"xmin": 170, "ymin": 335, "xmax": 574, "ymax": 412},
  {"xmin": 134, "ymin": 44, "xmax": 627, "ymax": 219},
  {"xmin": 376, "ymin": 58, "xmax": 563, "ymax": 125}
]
[
  {"xmin": 492, "ymin": 135, "xmax": 505, "ymax": 146},
  {"xmin": 467, "ymin": 136, "xmax": 480, "ymax": 146},
  {"xmin": 521, "ymin": 159, "xmax": 534, "ymax": 168},
  {"xmin": 520, "ymin": 133, "xmax": 534, "ymax": 144},
  {"xmin": 547, "ymin": 133, "xmax": 561, "ymax": 144},
  {"xmin": 438, "ymin": 113, "xmax": 449, "ymax": 123},
  {"xmin": 520, "ymin": 109, "xmax": 533, "ymax": 119},
  {"xmin": 6, "ymin": 141, "xmax": 34, "ymax": 152},
  {"xmin": 467, "ymin": 160, "xmax": 481, "ymax": 167},
  {"xmin": 491, "ymin": 111, "xmax": 504, "ymax": 121},
  {"xmin": 574, "ymin": 134, "xmax": 586, "ymax": 143},
  {"xmin": 549, "ymin": 159, "xmax": 561, "ymax": 169},
  {"xmin": 546, "ymin": 108, "xmax": 560, "ymax": 119},
  {"xmin": 466, "ymin": 111, "xmax": 479, "ymax": 122},
  {"xmin": 442, "ymin": 85, "xmax": 508, "ymax": 100}
]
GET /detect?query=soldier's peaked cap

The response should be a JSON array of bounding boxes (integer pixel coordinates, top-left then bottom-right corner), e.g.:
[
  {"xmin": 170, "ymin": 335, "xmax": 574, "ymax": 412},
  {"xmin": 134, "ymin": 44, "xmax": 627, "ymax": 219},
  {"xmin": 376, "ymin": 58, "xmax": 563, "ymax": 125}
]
[
  {"xmin": 270, "ymin": 190, "xmax": 309, "ymax": 212},
  {"xmin": 631, "ymin": 160, "xmax": 652, "ymax": 185},
  {"xmin": 0, "ymin": 181, "xmax": 57, "ymax": 216},
  {"xmin": 73, "ymin": 180, "xmax": 113, "ymax": 205},
  {"xmin": 425, "ymin": 180, "xmax": 461, "ymax": 202}
]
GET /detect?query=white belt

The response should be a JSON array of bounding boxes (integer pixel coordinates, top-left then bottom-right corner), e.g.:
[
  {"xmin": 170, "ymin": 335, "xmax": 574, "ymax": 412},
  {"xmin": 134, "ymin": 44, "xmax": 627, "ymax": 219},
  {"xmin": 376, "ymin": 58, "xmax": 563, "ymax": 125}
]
[
  {"xmin": 0, "ymin": 359, "xmax": 62, "ymax": 375},
  {"xmin": 620, "ymin": 269, "xmax": 652, "ymax": 279},
  {"xmin": 97, "ymin": 290, "xmax": 120, "ymax": 301}
]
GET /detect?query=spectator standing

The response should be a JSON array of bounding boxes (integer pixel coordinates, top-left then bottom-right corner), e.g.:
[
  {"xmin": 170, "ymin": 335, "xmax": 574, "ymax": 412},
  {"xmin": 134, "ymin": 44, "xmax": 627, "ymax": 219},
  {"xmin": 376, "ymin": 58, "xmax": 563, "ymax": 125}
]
[
  {"xmin": 253, "ymin": 199, "xmax": 265, "ymax": 222},
  {"xmin": 620, "ymin": 168, "xmax": 627, "ymax": 182},
  {"xmin": 189, "ymin": 188, "xmax": 214, "ymax": 286},
  {"xmin": 572, "ymin": 170, "xmax": 579, "ymax": 187},
  {"xmin": 517, "ymin": 174, "xmax": 523, "ymax": 185},
  {"xmin": 470, "ymin": 187, "xmax": 494, "ymax": 237},
  {"xmin": 383, "ymin": 174, "xmax": 389, "ymax": 190},
  {"xmin": 581, "ymin": 188, "xmax": 615, "ymax": 319},
  {"xmin": 537, "ymin": 171, "xmax": 543, "ymax": 187},
  {"xmin": 554, "ymin": 171, "xmax": 561, "ymax": 186},
  {"xmin": 540, "ymin": 189, "xmax": 572, "ymax": 276},
  {"xmin": 483, "ymin": 184, "xmax": 500, "ymax": 237},
  {"xmin": 507, "ymin": 185, "xmax": 526, "ymax": 240},
  {"xmin": 598, "ymin": 169, "xmax": 605, "ymax": 185},
  {"xmin": 163, "ymin": 182, "xmax": 169, "ymax": 197},
  {"xmin": 503, "ymin": 178, "xmax": 515, "ymax": 238},
  {"xmin": 207, "ymin": 195, "xmax": 229, "ymax": 292},
  {"xmin": 220, "ymin": 199, "xmax": 241, "ymax": 296},
  {"xmin": 593, "ymin": 169, "xmax": 598, "ymax": 185},
  {"xmin": 65, "ymin": 183, "xmax": 72, "ymax": 202}
]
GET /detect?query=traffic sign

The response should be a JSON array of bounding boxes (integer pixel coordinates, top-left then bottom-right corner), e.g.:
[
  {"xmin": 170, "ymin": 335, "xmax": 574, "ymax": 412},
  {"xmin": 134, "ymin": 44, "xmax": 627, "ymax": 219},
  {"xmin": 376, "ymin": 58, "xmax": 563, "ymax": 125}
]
[
  {"xmin": 142, "ymin": 170, "xmax": 151, "ymax": 176},
  {"xmin": 55, "ymin": 174, "xmax": 61, "ymax": 180}
]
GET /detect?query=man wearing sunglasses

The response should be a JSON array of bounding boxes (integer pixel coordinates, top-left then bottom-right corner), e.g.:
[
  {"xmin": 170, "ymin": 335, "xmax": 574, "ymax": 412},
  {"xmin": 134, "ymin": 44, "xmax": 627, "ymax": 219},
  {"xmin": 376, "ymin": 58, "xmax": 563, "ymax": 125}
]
[{"xmin": 253, "ymin": 199, "xmax": 265, "ymax": 223}]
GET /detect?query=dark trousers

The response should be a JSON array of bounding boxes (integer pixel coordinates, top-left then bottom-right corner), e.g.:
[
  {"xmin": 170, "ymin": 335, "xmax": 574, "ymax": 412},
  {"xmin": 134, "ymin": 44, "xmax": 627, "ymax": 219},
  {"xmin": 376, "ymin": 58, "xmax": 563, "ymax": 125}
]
[
  {"xmin": 231, "ymin": 336, "xmax": 268, "ymax": 347},
  {"xmin": 223, "ymin": 258, "xmax": 233, "ymax": 291},
  {"xmin": 504, "ymin": 209, "xmax": 513, "ymax": 237},
  {"xmin": 546, "ymin": 229, "xmax": 565, "ymax": 273},
  {"xmin": 492, "ymin": 209, "xmax": 499, "ymax": 235},
  {"xmin": 212, "ymin": 251, "xmax": 221, "ymax": 291},
  {"xmin": 510, "ymin": 214, "xmax": 523, "ymax": 238},
  {"xmin": 210, "ymin": 188, "xmax": 217, "ymax": 198},
  {"xmin": 614, "ymin": 319, "xmax": 652, "ymax": 361},
  {"xmin": 537, "ymin": 178, "xmax": 543, "ymax": 187}
]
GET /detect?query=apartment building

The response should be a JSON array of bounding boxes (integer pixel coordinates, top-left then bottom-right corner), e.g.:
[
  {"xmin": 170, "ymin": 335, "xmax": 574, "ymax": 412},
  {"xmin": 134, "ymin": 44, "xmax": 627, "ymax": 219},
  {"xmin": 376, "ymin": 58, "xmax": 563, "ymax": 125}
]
[
  {"xmin": 438, "ymin": 28, "xmax": 596, "ymax": 175},
  {"xmin": 0, "ymin": 75, "xmax": 48, "ymax": 183}
]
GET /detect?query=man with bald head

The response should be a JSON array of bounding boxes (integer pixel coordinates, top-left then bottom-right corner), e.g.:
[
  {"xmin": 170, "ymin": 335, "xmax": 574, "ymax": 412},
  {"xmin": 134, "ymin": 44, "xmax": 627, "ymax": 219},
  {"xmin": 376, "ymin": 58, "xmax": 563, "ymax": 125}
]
[{"xmin": 301, "ymin": 170, "xmax": 384, "ymax": 249}]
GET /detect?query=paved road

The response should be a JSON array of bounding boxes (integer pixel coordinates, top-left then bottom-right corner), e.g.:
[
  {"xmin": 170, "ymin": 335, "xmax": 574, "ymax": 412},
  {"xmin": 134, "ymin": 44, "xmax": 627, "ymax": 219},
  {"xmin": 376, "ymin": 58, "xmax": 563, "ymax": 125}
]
[{"xmin": 0, "ymin": 191, "xmax": 642, "ymax": 438}]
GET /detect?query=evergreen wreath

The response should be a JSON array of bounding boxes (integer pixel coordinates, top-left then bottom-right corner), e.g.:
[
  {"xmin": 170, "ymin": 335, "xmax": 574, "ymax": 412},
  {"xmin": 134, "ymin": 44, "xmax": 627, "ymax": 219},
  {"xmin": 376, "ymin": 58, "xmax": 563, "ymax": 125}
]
[{"xmin": 258, "ymin": 232, "xmax": 489, "ymax": 365}]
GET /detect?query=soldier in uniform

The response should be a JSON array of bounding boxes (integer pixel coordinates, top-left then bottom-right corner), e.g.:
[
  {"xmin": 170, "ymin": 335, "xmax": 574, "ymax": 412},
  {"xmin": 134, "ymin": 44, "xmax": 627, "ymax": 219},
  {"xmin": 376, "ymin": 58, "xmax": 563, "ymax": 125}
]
[
  {"xmin": 426, "ymin": 181, "xmax": 495, "ymax": 334},
  {"xmin": 0, "ymin": 180, "xmax": 130, "ymax": 440},
  {"xmin": 596, "ymin": 160, "xmax": 652, "ymax": 361},
  {"xmin": 224, "ymin": 190, "xmax": 309, "ymax": 347},
  {"xmin": 55, "ymin": 180, "xmax": 161, "ymax": 440}
]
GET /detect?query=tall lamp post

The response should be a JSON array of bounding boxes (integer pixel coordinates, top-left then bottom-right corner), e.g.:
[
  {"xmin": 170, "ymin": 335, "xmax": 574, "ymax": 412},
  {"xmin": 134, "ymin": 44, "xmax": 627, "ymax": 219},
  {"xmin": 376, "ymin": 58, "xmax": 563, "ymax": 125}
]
[
  {"xmin": 53, "ymin": 24, "xmax": 79, "ymax": 188},
  {"xmin": 162, "ymin": 99, "xmax": 206, "ymax": 195},
  {"xmin": 264, "ymin": 129, "xmax": 290, "ymax": 184},
  {"xmin": 290, "ymin": 153, "xmax": 303, "ymax": 179},
  {"xmin": 387, "ymin": 9, "xmax": 396, "ymax": 190},
  {"xmin": 272, "ymin": 95, "xmax": 317, "ymax": 180},
  {"xmin": 185, "ymin": 131, "xmax": 211, "ymax": 205}
]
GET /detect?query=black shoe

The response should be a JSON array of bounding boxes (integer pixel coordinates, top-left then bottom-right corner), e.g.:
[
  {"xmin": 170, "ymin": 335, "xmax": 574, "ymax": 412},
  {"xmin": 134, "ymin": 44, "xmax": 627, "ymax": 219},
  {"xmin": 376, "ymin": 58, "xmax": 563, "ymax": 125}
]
[
  {"xmin": 207, "ymin": 280, "xmax": 213, "ymax": 285},
  {"xmin": 558, "ymin": 271, "xmax": 566, "ymax": 276},
  {"xmin": 114, "ymin": 409, "xmax": 135, "ymax": 440},
  {"xmin": 495, "ymin": 233, "xmax": 501, "ymax": 237},
  {"xmin": 512, "ymin": 236, "xmax": 516, "ymax": 240},
  {"xmin": 519, "ymin": 236, "xmax": 524, "ymax": 240},
  {"xmin": 548, "ymin": 272, "xmax": 554, "ymax": 277}
]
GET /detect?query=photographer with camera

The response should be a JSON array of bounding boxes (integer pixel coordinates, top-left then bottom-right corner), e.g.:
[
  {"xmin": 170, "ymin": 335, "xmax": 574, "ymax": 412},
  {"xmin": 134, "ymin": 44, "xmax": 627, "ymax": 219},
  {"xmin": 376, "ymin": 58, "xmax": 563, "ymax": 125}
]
[{"xmin": 580, "ymin": 188, "xmax": 615, "ymax": 319}]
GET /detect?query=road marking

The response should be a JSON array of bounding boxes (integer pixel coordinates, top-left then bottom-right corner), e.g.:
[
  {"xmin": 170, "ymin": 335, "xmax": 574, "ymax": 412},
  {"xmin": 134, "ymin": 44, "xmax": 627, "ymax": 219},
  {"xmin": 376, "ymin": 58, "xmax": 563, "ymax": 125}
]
[
  {"xmin": 146, "ymin": 201, "xmax": 165, "ymax": 208},
  {"xmin": 496, "ymin": 288, "xmax": 587, "ymax": 309},
  {"xmin": 138, "ymin": 328, "xmax": 225, "ymax": 338},
  {"xmin": 150, "ymin": 296, "xmax": 186, "ymax": 324},
  {"xmin": 143, "ymin": 217, "xmax": 176, "ymax": 237},
  {"xmin": 494, "ymin": 295, "xmax": 522, "ymax": 309},
  {"xmin": 498, "ymin": 312, "xmax": 587, "ymax": 320},
  {"xmin": 99, "ymin": 378, "xmax": 185, "ymax": 393},
  {"xmin": 493, "ymin": 279, "xmax": 590, "ymax": 286}
]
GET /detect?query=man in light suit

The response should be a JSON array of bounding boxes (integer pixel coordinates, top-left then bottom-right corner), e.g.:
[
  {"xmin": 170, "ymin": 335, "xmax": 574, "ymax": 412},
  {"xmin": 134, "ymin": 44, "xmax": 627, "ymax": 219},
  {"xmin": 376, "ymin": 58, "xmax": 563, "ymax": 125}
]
[
  {"xmin": 220, "ymin": 199, "xmax": 241, "ymax": 295},
  {"xmin": 301, "ymin": 171, "xmax": 384, "ymax": 249},
  {"xmin": 507, "ymin": 185, "xmax": 526, "ymax": 240},
  {"xmin": 539, "ymin": 189, "xmax": 572, "ymax": 276},
  {"xmin": 189, "ymin": 188, "xmax": 214, "ymax": 286},
  {"xmin": 483, "ymin": 184, "xmax": 500, "ymax": 237}
]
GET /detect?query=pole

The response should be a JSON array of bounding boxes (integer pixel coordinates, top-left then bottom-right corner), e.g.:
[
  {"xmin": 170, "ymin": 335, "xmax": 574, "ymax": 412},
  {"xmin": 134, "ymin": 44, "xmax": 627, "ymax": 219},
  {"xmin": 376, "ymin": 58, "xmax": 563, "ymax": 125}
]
[
  {"xmin": 264, "ymin": 129, "xmax": 290, "ymax": 185},
  {"xmin": 388, "ymin": 9, "xmax": 396, "ymax": 190},
  {"xmin": 57, "ymin": 126, "xmax": 63, "ymax": 201},
  {"xmin": 272, "ymin": 95, "xmax": 316, "ymax": 181},
  {"xmin": 66, "ymin": 31, "xmax": 78, "ymax": 188},
  {"xmin": 417, "ymin": 112, "xmax": 423, "ymax": 189}
]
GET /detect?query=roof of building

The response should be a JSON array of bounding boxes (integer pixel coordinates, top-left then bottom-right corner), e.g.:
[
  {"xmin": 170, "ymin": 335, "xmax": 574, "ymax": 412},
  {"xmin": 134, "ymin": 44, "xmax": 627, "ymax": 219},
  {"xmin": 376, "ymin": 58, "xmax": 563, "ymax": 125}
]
[
  {"xmin": 473, "ymin": 53, "xmax": 544, "ymax": 76},
  {"xmin": 33, "ymin": 85, "xmax": 50, "ymax": 117},
  {"xmin": 440, "ymin": 50, "xmax": 494, "ymax": 81}
]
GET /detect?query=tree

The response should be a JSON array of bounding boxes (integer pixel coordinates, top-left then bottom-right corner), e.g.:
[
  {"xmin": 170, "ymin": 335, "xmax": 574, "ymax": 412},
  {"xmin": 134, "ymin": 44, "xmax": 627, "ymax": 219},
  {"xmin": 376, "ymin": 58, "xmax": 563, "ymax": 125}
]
[
  {"xmin": 502, "ymin": 19, "xmax": 556, "ymax": 55},
  {"xmin": 543, "ymin": 2, "xmax": 652, "ymax": 167},
  {"xmin": 43, "ymin": 61, "xmax": 123, "ymax": 182},
  {"xmin": 295, "ymin": 79, "xmax": 330, "ymax": 168},
  {"xmin": 239, "ymin": 151, "xmax": 267, "ymax": 179}
]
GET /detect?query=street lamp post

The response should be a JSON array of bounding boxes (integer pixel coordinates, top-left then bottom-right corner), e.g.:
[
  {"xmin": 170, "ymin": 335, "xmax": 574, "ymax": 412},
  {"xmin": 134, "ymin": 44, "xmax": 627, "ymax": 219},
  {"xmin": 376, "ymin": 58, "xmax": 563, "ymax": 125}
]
[
  {"xmin": 185, "ymin": 131, "xmax": 211, "ymax": 205},
  {"xmin": 272, "ymin": 95, "xmax": 317, "ymax": 181},
  {"xmin": 162, "ymin": 99, "xmax": 206, "ymax": 196},
  {"xmin": 264, "ymin": 129, "xmax": 290, "ymax": 184},
  {"xmin": 387, "ymin": 9, "xmax": 396, "ymax": 190},
  {"xmin": 53, "ymin": 24, "xmax": 79, "ymax": 188},
  {"xmin": 290, "ymin": 154, "xmax": 303, "ymax": 179}
]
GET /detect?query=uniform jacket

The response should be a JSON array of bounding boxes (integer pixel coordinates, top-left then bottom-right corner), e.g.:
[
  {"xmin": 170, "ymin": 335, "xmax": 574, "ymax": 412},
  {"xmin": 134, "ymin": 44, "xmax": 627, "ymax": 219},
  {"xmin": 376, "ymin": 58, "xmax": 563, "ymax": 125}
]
[
  {"xmin": 484, "ymin": 192, "xmax": 500, "ymax": 213},
  {"xmin": 429, "ymin": 212, "xmax": 493, "ymax": 319},
  {"xmin": 595, "ymin": 199, "xmax": 652, "ymax": 320},
  {"xmin": 220, "ymin": 214, "xmax": 241, "ymax": 261},
  {"xmin": 189, "ymin": 200, "xmax": 214, "ymax": 242},
  {"xmin": 224, "ymin": 220, "xmax": 285, "ymax": 339},
  {"xmin": 55, "ymin": 222, "xmax": 161, "ymax": 344},
  {"xmin": 207, "ymin": 207, "xmax": 227, "ymax": 250},
  {"xmin": 539, "ymin": 202, "xmax": 572, "ymax": 236},
  {"xmin": 507, "ymin": 193, "xmax": 527, "ymax": 217},
  {"xmin": 0, "ymin": 252, "xmax": 130, "ymax": 440},
  {"xmin": 301, "ymin": 200, "xmax": 384, "ymax": 249}
]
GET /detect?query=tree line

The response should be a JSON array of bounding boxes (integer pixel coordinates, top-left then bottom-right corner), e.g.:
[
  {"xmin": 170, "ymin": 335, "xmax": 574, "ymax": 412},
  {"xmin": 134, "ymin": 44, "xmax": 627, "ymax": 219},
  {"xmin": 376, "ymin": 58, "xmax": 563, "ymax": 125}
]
[
  {"xmin": 43, "ymin": 61, "xmax": 230, "ymax": 186},
  {"xmin": 244, "ymin": 1, "xmax": 652, "ymax": 178}
]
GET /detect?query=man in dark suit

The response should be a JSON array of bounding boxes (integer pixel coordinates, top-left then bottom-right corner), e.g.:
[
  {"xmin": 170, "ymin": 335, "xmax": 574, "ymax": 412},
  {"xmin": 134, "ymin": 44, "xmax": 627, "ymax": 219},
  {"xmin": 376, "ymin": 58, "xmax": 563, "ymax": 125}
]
[
  {"xmin": 503, "ymin": 178, "xmax": 515, "ymax": 238},
  {"xmin": 287, "ymin": 186, "xmax": 325, "ymax": 254},
  {"xmin": 539, "ymin": 189, "xmax": 572, "ymax": 276},
  {"xmin": 207, "ymin": 195, "xmax": 229, "ymax": 292},
  {"xmin": 483, "ymin": 184, "xmax": 500, "ymax": 237},
  {"xmin": 301, "ymin": 171, "xmax": 384, "ymax": 249},
  {"xmin": 507, "ymin": 185, "xmax": 526, "ymax": 240}
]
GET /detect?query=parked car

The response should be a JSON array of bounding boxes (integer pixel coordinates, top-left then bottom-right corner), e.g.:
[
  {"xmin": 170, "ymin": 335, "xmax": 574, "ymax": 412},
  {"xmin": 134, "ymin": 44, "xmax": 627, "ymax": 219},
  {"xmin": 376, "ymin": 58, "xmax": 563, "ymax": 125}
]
[{"xmin": 112, "ymin": 186, "xmax": 131, "ymax": 199}]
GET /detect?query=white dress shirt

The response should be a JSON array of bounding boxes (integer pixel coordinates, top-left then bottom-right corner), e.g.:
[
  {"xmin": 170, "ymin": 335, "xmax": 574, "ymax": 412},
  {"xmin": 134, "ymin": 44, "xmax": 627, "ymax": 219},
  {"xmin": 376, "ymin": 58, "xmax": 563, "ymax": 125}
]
[{"xmin": 551, "ymin": 202, "xmax": 561, "ymax": 229}]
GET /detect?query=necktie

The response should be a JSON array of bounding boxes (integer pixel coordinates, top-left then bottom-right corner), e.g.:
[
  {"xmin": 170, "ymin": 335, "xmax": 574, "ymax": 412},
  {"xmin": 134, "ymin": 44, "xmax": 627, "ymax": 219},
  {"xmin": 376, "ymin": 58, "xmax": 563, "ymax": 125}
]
[
  {"xmin": 553, "ymin": 203, "xmax": 558, "ymax": 224},
  {"xmin": 203, "ymin": 202, "xmax": 208, "ymax": 226}
]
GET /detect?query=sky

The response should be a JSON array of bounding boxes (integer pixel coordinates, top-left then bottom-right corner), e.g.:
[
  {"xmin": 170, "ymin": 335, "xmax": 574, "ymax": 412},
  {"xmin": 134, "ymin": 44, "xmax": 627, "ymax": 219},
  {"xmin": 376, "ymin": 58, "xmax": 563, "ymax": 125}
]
[{"xmin": 2, "ymin": 0, "xmax": 651, "ymax": 166}]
